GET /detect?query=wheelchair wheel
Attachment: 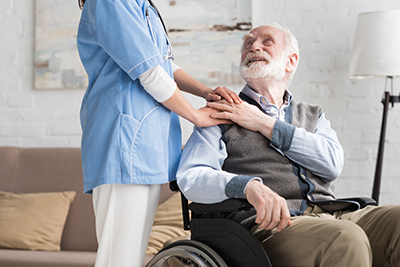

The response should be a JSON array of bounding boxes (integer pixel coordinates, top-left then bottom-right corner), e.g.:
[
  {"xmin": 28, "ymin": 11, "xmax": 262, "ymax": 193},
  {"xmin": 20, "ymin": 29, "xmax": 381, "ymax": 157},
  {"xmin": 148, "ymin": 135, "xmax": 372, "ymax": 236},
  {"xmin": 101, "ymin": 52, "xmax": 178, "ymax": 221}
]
[{"xmin": 145, "ymin": 240, "xmax": 228, "ymax": 267}]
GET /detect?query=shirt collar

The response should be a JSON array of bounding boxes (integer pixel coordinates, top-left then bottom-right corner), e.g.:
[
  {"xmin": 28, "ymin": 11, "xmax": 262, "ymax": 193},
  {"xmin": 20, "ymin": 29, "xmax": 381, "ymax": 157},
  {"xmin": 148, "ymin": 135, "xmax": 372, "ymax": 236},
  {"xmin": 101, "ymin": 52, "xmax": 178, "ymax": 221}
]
[{"xmin": 241, "ymin": 84, "xmax": 292, "ymax": 114}]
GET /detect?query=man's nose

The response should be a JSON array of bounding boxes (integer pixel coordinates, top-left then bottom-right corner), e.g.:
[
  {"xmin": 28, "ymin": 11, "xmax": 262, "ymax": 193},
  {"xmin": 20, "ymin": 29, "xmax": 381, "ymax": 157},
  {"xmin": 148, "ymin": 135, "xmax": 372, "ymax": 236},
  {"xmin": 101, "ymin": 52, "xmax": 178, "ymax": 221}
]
[{"xmin": 251, "ymin": 39, "xmax": 263, "ymax": 52}]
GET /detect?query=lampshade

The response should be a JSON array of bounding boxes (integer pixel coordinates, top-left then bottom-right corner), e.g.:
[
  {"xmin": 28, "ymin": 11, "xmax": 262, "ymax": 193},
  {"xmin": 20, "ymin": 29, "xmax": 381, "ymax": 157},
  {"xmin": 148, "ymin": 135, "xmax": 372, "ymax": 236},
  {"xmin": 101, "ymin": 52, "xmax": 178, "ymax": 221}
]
[{"xmin": 349, "ymin": 10, "xmax": 400, "ymax": 79}]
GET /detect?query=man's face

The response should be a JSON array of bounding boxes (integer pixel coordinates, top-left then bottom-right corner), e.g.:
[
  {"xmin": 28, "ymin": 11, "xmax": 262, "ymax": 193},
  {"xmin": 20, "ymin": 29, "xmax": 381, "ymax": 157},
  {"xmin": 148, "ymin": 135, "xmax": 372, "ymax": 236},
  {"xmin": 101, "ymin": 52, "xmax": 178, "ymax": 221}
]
[{"xmin": 240, "ymin": 26, "xmax": 288, "ymax": 82}]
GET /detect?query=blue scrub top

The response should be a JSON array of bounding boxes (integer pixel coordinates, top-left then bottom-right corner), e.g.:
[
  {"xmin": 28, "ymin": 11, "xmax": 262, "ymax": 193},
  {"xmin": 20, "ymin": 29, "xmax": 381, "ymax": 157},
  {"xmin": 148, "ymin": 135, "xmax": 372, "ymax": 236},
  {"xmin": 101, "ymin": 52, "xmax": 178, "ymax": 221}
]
[{"xmin": 77, "ymin": 0, "xmax": 181, "ymax": 194}]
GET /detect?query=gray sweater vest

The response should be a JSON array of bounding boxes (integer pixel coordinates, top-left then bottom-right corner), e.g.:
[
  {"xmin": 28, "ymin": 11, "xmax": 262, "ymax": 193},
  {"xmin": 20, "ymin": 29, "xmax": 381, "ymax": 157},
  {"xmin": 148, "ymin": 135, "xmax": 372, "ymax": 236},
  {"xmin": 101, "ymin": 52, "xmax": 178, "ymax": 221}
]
[{"xmin": 221, "ymin": 99, "xmax": 356, "ymax": 214}]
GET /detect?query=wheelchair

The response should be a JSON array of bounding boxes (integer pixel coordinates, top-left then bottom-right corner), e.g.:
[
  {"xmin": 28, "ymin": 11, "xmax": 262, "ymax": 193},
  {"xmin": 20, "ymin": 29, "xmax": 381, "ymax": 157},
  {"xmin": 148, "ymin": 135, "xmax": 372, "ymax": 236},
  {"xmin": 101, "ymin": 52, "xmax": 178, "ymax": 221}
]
[{"xmin": 145, "ymin": 181, "xmax": 377, "ymax": 267}]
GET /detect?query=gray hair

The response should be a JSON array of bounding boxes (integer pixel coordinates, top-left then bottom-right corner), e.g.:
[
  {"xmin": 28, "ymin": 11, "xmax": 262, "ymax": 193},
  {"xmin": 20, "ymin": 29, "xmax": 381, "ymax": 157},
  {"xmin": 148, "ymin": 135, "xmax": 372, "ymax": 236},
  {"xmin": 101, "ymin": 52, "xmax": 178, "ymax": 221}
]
[
  {"xmin": 269, "ymin": 22, "xmax": 299, "ymax": 83},
  {"xmin": 241, "ymin": 23, "xmax": 300, "ymax": 85}
]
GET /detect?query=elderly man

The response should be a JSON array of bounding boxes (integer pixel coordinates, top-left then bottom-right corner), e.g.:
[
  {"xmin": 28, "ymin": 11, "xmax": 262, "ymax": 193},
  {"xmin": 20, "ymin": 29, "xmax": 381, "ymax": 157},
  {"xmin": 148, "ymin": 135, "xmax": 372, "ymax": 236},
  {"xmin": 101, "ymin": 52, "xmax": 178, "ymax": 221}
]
[{"xmin": 176, "ymin": 24, "xmax": 400, "ymax": 267}]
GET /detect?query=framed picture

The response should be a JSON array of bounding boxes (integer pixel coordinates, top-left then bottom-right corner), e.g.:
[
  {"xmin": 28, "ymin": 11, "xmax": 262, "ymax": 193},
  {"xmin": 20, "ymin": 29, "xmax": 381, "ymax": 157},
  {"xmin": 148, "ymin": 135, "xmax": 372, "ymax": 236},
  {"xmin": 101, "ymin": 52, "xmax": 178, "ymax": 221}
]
[
  {"xmin": 33, "ymin": 0, "xmax": 251, "ymax": 89},
  {"xmin": 34, "ymin": 0, "xmax": 87, "ymax": 89},
  {"xmin": 162, "ymin": 0, "xmax": 251, "ymax": 86}
]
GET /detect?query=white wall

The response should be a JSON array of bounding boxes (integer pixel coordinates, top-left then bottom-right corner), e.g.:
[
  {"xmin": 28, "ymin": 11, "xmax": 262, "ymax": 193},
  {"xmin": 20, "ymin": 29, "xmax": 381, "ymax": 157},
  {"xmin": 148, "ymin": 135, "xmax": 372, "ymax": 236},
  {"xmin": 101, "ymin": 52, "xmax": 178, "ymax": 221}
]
[
  {"xmin": 1, "ymin": 0, "xmax": 400, "ymax": 204},
  {"xmin": 0, "ymin": 0, "xmax": 83, "ymax": 147},
  {"xmin": 251, "ymin": 0, "xmax": 400, "ymax": 204}
]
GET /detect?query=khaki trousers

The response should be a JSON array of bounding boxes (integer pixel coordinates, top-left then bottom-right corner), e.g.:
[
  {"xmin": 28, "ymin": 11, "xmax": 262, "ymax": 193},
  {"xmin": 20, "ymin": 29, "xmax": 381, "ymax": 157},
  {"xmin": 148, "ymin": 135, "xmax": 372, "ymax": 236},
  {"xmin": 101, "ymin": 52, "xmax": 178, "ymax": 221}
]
[{"xmin": 254, "ymin": 205, "xmax": 400, "ymax": 267}]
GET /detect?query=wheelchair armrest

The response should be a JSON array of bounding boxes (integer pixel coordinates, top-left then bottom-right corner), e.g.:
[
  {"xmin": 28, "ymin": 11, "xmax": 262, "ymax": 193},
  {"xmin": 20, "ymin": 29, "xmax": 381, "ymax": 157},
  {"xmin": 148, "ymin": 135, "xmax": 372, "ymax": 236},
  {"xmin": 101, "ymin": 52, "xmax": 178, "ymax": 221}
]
[
  {"xmin": 189, "ymin": 198, "xmax": 253, "ymax": 214},
  {"xmin": 170, "ymin": 181, "xmax": 253, "ymax": 213},
  {"xmin": 169, "ymin": 180, "xmax": 180, "ymax": 192},
  {"xmin": 338, "ymin": 197, "xmax": 377, "ymax": 209},
  {"xmin": 189, "ymin": 197, "xmax": 377, "ymax": 214}
]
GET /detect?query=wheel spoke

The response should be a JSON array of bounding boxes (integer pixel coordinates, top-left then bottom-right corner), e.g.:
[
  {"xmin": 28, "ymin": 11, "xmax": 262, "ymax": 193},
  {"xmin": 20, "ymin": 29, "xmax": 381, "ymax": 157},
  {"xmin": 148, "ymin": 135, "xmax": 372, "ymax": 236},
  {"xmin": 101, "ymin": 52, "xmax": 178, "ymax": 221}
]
[{"xmin": 145, "ymin": 240, "xmax": 227, "ymax": 267}]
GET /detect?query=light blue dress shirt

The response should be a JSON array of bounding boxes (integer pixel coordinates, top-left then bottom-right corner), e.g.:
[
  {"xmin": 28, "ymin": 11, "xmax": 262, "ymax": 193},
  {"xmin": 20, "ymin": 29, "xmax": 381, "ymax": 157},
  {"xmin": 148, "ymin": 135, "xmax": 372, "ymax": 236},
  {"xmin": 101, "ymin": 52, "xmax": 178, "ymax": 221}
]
[
  {"xmin": 77, "ymin": 0, "xmax": 181, "ymax": 193},
  {"xmin": 177, "ymin": 86, "xmax": 344, "ymax": 203}
]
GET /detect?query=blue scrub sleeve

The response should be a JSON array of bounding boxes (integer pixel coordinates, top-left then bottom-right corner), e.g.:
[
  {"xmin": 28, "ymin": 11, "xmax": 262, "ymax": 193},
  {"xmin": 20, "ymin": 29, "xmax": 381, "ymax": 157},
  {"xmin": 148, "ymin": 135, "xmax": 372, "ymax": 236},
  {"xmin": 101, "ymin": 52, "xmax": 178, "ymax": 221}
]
[{"xmin": 95, "ymin": 0, "xmax": 164, "ymax": 80}]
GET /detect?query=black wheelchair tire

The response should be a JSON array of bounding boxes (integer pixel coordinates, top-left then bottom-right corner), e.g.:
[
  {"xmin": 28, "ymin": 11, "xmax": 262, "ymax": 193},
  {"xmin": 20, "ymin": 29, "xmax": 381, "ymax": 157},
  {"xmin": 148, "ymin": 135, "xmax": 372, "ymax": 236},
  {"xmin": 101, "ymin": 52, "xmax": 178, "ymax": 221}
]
[{"xmin": 145, "ymin": 240, "xmax": 228, "ymax": 267}]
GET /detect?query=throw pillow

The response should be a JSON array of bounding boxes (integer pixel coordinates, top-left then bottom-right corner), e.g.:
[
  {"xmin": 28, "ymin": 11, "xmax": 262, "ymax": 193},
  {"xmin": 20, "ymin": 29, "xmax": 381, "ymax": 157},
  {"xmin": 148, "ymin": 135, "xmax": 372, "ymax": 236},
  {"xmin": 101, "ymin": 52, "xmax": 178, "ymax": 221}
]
[
  {"xmin": 0, "ymin": 190, "xmax": 76, "ymax": 251},
  {"xmin": 146, "ymin": 193, "xmax": 190, "ymax": 254}
]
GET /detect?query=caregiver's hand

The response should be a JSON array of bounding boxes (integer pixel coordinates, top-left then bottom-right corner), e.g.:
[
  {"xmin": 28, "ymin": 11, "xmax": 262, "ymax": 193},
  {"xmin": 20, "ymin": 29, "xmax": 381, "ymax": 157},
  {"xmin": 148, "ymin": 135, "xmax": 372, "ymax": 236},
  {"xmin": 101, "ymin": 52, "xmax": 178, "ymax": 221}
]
[
  {"xmin": 205, "ymin": 86, "xmax": 242, "ymax": 104},
  {"xmin": 194, "ymin": 106, "xmax": 232, "ymax": 128}
]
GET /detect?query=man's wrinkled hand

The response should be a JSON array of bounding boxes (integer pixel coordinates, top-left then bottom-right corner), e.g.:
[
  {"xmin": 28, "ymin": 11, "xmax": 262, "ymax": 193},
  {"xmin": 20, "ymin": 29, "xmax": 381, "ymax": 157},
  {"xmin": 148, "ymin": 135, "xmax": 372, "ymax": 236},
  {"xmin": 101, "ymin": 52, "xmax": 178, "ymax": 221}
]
[
  {"xmin": 194, "ymin": 106, "xmax": 232, "ymax": 127},
  {"xmin": 207, "ymin": 100, "xmax": 268, "ymax": 133},
  {"xmin": 206, "ymin": 86, "xmax": 242, "ymax": 104},
  {"xmin": 245, "ymin": 180, "xmax": 291, "ymax": 232}
]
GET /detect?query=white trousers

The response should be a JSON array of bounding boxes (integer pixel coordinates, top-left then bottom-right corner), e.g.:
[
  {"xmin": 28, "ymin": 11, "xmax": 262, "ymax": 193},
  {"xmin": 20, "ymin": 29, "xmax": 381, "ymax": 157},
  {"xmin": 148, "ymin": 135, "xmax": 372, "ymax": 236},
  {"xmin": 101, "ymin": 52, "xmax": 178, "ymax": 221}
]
[{"xmin": 92, "ymin": 183, "xmax": 162, "ymax": 267}]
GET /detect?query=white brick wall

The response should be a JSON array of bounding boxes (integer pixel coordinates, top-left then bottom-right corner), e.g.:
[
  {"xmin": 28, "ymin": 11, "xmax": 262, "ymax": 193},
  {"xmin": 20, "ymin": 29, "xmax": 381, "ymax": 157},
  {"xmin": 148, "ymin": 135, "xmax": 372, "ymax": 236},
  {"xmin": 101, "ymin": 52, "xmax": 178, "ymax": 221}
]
[
  {"xmin": 1, "ymin": 0, "xmax": 400, "ymax": 204},
  {"xmin": 254, "ymin": 0, "xmax": 400, "ymax": 204},
  {"xmin": 0, "ymin": 0, "xmax": 84, "ymax": 147}
]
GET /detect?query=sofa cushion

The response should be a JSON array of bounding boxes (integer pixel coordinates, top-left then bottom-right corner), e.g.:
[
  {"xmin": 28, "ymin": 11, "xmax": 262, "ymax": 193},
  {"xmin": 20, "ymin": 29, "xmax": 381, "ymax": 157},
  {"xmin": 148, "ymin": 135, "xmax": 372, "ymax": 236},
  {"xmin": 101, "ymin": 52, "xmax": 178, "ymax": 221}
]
[
  {"xmin": 0, "ymin": 147, "xmax": 97, "ymax": 252},
  {"xmin": 0, "ymin": 191, "xmax": 76, "ymax": 251},
  {"xmin": 0, "ymin": 147, "xmax": 22, "ymax": 191},
  {"xmin": 146, "ymin": 193, "xmax": 190, "ymax": 254}
]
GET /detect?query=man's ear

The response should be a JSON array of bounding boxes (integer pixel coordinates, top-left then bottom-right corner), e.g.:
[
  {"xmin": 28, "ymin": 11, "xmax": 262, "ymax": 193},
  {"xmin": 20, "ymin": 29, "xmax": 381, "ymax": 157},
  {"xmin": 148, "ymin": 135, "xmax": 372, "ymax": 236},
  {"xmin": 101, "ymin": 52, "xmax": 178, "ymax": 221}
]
[{"xmin": 285, "ymin": 53, "xmax": 298, "ymax": 73}]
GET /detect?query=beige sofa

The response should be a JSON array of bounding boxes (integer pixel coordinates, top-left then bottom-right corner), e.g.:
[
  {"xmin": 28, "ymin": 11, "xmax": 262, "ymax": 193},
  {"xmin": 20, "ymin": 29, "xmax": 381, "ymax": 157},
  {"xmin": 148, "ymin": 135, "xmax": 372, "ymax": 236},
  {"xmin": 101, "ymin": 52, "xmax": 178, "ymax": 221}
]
[{"xmin": 0, "ymin": 147, "xmax": 187, "ymax": 267}]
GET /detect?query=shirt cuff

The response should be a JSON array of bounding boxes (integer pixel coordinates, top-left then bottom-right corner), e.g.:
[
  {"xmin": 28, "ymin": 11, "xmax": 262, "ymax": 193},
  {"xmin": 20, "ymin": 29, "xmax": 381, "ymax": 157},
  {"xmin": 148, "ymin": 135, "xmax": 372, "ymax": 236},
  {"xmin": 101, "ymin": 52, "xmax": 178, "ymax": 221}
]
[
  {"xmin": 225, "ymin": 175, "xmax": 262, "ymax": 199},
  {"xmin": 170, "ymin": 62, "xmax": 181, "ymax": 73},
  {"xmin": 139, "ymin": 65, "xmax": 177, "ymax": 102},
  {"xmin": 270, "ymin": 120, "xmax": 296, "ymax": 152}
]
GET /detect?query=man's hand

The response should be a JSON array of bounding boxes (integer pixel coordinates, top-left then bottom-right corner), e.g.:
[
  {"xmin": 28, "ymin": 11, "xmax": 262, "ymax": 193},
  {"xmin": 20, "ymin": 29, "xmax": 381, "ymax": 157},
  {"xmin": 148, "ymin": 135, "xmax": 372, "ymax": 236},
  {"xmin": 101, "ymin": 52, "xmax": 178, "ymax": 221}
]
[
  {"xmin": 207, "ymin": 100, "xmax": 276, "ymax": 139},
  {"xmin": 194, "ymin": 106, "xmax": 232, "ymax": 127},
  {"xmin": 245, "ymin": 180, "xmax": 291, "ymax": 232},
  {"xmin": 205, "ymin": 86, "xmax": 242, "ymax": 104}
]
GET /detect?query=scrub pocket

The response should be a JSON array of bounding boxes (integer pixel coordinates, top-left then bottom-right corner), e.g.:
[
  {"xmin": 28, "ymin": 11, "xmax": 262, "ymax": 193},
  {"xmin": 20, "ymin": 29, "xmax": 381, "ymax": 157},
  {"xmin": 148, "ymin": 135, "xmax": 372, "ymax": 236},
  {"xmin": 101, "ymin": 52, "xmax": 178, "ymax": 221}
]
[{"xmin": 119, "ymin": 106, "xmax": 169, "ymax": 184}]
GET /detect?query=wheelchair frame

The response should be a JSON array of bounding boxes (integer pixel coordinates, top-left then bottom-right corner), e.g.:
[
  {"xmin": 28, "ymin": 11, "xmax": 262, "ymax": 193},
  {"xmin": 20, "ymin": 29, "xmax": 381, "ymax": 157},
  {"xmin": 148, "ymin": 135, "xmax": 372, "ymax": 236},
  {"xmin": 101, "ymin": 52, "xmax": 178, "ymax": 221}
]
[{"xmin": 145, "ymin": 181, "xmax": 376, "ymax": 267}]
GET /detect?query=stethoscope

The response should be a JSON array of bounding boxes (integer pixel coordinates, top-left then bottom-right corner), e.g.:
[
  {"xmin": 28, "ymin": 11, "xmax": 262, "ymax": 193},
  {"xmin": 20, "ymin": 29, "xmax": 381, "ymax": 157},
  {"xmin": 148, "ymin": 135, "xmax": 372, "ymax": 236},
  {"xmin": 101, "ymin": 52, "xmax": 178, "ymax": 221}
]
[{"xmin": 147, "ymin": 0, "xmax": 174, "ymax": 60}]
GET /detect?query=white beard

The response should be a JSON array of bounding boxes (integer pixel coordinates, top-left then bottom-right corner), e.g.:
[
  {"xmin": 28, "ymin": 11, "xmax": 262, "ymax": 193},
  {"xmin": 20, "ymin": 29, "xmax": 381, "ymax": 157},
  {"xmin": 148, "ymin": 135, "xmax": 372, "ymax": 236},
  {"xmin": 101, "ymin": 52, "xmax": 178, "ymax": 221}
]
[{"xmin": 240, "ymin": 50, "xmax": 287, "ymax": 83}]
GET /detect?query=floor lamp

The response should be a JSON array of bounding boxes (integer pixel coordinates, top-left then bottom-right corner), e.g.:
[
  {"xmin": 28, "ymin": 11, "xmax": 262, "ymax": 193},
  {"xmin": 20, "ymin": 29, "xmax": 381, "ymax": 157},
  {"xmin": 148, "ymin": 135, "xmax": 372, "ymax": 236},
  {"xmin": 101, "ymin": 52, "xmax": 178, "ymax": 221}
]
[{"xmin": 349, "ymin": 10, "xmax": 400, "ymax": 205}]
